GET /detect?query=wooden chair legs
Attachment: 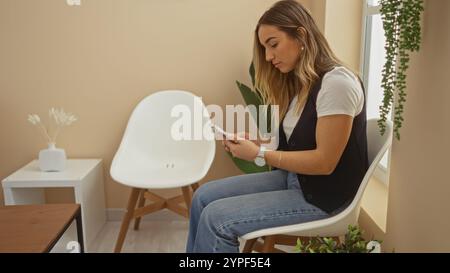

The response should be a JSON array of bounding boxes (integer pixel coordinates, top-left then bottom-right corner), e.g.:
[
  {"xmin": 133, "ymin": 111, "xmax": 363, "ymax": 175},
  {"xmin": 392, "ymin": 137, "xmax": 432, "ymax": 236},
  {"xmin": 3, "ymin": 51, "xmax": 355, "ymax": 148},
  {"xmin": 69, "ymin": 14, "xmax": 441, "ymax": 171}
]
[
  {"xmin": 114, "ymin": 188, "xmax": 140, "ymax": 253},
  {"xmin": 133, "ymin": 189, "xmax": 146, "ymax": 230},
  {"xmin": 242, "ymin": 238, "xmax": 258, "ymax": 253},
  {"xmin": 114, "ymin": 183, "xmax": 200, "ymax": 253},
  {"xmin": 181, "ymin": 186, "xmax": 192, "ymax": 216},
  {"xmin": 242, "ymin": 236, "xmax": 284, "ymax": 253},
  {"xmin": 261, "ymin": 236, "xmax": 278, "ymax": 253},
  {"xmin": 191, "ymin": 183, "xmax": 199, "ymax": 192}
]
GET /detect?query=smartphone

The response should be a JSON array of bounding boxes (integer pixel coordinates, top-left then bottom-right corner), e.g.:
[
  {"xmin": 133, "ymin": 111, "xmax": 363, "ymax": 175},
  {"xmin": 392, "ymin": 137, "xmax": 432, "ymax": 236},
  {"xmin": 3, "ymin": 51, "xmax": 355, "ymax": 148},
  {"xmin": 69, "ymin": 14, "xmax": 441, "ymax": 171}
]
[{"xmin": 211, "ymin": 124, "xmax": 241, "ymax": 142}]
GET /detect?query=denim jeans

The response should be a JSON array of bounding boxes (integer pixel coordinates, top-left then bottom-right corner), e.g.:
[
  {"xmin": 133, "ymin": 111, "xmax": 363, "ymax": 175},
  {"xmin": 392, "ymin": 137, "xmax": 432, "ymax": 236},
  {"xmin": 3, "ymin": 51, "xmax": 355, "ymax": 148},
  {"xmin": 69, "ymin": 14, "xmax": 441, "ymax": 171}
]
[{"xmin": 186, "ymin": 170, "xmax": 331, "ymax": 253}]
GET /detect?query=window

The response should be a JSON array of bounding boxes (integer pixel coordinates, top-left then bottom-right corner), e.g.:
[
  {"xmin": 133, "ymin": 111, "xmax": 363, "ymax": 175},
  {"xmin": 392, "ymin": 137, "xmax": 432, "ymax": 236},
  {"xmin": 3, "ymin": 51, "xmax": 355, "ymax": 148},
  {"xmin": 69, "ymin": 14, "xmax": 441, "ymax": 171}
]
[{"xmin": 361, "ymin": 0, "xmax": 392, "ymax": 184}]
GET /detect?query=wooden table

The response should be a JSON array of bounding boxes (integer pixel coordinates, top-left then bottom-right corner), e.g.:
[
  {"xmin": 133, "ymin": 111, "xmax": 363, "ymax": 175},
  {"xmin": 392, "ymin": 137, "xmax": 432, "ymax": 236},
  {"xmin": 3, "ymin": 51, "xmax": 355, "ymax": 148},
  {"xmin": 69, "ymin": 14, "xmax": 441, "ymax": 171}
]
[
  {"xmin": 0, "ymin": 204, "xmax": 84, "ymax": 253},
  {"xmin": 2, "ymin": 159, "xmax": 106, "ymax": 252}
]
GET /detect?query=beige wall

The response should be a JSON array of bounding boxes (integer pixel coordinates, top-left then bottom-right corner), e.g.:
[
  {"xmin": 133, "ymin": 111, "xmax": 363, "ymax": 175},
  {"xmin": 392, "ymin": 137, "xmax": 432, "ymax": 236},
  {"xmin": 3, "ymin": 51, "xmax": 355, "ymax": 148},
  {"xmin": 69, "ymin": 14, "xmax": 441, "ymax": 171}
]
[
  {"xmin": 382, "ymin": 0, "xmax": 450, "ymax": 252},
  {"xmin": 300, "ymin": 0, "xmax": 363, "ymax": 72},
  {"xmin": 0, "ymin": 0, "xmax": 365, "ymax": 210},
  {"xmin": 0, "ymin": 0, "xmax": 280, "ymax": 207},
  {"xmin": 324, "ymin": 0, "xmax": 363, "ymax": 72},
  {"xmin": 309, "ymin": 0, "xmax": 327, "ymax": 33}
]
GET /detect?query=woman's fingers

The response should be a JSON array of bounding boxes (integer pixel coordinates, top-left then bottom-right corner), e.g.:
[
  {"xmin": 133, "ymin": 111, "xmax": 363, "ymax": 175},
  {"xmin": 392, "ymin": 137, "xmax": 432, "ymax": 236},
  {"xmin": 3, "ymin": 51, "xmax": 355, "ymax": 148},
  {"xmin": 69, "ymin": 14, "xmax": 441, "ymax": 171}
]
[
  {"xmin": 223, "ymin": 140, "xmax": 230, "ymax": 152},
  {"xmin": 224, "ymin": 140, "xmax": 236, "ymax": 153}
]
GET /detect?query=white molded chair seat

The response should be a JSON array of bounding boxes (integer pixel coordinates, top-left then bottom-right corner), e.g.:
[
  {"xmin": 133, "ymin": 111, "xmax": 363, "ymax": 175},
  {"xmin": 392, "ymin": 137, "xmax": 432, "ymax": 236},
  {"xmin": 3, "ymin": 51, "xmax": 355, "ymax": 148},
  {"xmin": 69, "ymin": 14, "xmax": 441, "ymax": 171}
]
[
  {"xmin": 111, "ymin": 90, "xmax": 215, "ymax": 189},
  {"xmin": 111, "ymin": 90, "xmax": 215, "ymax": 252},
  {"xmin": 241, "ymin": 118, "xmax": 393, "ymax": 252}
]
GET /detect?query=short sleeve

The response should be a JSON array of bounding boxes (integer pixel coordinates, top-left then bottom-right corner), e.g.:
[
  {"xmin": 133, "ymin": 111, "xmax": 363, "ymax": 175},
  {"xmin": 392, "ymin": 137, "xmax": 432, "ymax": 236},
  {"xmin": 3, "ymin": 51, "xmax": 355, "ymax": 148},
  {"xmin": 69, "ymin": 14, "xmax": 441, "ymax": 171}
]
[{"xmin": 316, "ymin": 67, "xmax": 364, "ymax": 118}]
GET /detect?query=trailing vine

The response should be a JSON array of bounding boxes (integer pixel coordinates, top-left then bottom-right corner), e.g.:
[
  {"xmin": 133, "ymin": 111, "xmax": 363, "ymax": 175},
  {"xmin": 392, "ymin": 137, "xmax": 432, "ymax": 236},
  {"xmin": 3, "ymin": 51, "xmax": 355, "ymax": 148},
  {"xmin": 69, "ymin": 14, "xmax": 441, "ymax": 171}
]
[{"xmin": 379, "ymin": 0, "xmax": 424, "ymax": 140}]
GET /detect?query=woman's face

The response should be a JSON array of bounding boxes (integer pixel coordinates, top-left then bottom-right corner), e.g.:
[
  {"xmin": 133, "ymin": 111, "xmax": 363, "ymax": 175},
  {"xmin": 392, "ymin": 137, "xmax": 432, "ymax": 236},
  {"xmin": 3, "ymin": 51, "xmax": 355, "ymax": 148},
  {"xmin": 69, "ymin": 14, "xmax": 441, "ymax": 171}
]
[{"xmin": 258, "ymin": 24, "xmax": 303, "ymax": 73}]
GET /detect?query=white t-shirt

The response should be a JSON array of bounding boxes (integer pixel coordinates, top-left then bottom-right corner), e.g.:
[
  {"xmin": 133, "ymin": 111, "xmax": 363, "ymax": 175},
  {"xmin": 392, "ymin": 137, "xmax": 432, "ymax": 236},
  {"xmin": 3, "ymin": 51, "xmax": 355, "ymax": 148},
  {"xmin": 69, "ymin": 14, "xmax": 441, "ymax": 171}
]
[{"xmin": 283, "ymin": 66, "xmax": 364, "ymax": 141}]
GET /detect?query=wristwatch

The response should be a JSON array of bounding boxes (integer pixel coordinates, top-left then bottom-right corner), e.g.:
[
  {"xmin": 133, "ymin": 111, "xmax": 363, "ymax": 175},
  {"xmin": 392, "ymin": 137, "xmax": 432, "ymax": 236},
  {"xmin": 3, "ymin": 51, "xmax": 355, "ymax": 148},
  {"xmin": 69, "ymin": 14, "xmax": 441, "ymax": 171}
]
[{"xmin": 254, "ymin": 146, "xmax": 269, "ymax": 167}]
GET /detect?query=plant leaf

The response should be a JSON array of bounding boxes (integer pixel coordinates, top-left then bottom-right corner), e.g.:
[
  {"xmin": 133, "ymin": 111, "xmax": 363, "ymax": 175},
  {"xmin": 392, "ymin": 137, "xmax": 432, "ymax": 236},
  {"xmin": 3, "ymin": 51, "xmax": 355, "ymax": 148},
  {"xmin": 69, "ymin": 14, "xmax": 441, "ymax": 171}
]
[
  {"xmin": 236, "ymin": 81, "xmax": 262, "ymax": 109},
  {"xmin": 226, "ymin": 152, "xmax": 270, "ymax": 173},
  {"xmin": 249, "ymin": 62, "xmax": 256, "ymax": 87}
]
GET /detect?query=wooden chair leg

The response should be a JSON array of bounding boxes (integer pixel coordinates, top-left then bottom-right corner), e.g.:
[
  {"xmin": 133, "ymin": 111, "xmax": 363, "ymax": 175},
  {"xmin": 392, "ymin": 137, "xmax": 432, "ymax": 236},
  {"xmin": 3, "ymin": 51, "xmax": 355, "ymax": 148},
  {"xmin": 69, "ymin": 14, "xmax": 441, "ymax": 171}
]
[
  {"xmin": 181, "ymin": 186, "xmax": 192, "ymax": 216},
  {"xmin": 133, "ymin": 189, "xmax": 146, "ymax": 230},
  {"xmin": 275, "ymin": 234, "xmax": 302, "ymax": 246},
  {"xmin": 243, "ymin": 238, "xmax": 258, "ymax": 253},
  {"xmin": 114, "ymin": 188, "xmax": 140, "ymax": 253},
  {"xmin": 261, "ymin": 235, "xmax": 276, "ymax": 253},
  {"xmin": 191, "ymin": 182, "xmax": 199, "ymax": 193}
]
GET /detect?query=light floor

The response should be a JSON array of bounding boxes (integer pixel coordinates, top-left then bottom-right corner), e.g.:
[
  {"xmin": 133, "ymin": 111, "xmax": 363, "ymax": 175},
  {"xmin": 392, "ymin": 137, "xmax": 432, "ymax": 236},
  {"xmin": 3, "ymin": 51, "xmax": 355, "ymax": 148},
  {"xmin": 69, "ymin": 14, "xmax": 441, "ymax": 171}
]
[
  {"xmin": 89, "ymin": 220, "xmax": 191, "ymax": 253},
  {"xmin": 89, "ymin": 220, "xmax": 295, "ymax": 253}
]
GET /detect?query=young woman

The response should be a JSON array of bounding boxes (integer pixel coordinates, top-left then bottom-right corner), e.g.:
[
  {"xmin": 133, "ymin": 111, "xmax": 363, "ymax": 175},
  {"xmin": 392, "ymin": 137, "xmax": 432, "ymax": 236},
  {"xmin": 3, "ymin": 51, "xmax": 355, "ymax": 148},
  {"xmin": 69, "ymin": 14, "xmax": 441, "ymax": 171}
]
[{"xmin": 186, "ymin": 0, "xmax": 368, "ymax": 253}]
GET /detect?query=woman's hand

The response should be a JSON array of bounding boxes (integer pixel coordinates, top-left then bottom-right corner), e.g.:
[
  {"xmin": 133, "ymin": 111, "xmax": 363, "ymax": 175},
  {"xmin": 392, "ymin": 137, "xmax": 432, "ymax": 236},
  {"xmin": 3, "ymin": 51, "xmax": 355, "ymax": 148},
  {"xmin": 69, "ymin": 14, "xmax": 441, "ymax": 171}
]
[
  {"xmin": 236, "ymin": 132, "xmax": 261, "ymax": 146},
  {"xmin": 222, "ymin": 132, "xmax": 255, "ymax": 152},
  {"xmin": 222, "ymin": 133, "xmax": 260, "ymax": 162}
]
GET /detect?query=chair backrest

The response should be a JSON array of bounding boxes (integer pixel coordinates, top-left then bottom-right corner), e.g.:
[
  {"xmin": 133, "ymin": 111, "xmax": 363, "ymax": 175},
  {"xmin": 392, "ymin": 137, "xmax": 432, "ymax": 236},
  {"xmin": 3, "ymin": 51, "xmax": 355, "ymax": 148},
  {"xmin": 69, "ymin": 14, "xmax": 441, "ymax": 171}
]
[
  {"xmin": 332, "ymin": 118, "xmax": 393, "ymax": 230},
  {"xmin": 110, "ymin": 90, "xmax": 216, "ymax": 189},
  {"xmin": 353, "ymin": 119, "xmax": 393, "ymax": 210}
]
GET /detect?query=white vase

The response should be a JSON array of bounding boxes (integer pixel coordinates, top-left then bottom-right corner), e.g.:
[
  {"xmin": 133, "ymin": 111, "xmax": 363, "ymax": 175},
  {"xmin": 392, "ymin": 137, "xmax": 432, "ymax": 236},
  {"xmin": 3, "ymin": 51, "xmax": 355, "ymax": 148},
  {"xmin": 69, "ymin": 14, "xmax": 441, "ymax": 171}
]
[{"xmin": 38, "ymin": 142, "xmax": 66, "ymax": 172}]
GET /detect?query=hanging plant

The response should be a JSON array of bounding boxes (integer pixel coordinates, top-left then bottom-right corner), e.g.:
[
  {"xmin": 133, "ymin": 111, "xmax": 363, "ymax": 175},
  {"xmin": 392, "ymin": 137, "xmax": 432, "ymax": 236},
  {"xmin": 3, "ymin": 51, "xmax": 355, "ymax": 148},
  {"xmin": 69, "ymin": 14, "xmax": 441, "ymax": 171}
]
[{"xmin": 379, "ymin": 0, "xmax": 424, "ymax": 140}]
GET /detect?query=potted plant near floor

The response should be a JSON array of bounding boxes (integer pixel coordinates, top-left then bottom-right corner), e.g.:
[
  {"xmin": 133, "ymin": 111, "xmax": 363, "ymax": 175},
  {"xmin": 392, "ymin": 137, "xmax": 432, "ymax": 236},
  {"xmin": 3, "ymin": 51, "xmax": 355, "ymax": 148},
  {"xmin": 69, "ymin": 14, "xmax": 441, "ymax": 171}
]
[{"xmin": 295, "ymin": 225, "xmax": 382, "ymax": 253}]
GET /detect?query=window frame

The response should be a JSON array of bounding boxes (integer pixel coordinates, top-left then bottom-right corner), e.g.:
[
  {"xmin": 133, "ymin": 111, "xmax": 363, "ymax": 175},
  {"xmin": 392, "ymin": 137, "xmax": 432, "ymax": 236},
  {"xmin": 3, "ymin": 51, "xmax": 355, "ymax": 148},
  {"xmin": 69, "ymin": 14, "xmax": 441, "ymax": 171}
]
[{"xmin": 360, "ymin": 0, "xmax": 392, "ymax": 185}]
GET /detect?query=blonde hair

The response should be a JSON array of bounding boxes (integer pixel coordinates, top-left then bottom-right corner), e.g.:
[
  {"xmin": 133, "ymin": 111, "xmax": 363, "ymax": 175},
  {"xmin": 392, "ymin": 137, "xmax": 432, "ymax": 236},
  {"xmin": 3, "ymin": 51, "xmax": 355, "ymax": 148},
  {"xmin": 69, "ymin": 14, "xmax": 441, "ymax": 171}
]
[{"xmin": 254, "ymin": 0, "xmax": 344, "ymax": 121}]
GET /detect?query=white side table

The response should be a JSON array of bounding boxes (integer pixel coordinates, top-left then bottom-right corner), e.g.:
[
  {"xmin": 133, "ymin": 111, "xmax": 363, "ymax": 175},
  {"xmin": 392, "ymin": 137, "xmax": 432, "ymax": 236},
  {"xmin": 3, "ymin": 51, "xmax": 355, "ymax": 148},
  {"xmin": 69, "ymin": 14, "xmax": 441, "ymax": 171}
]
[{"xmin": 1, "ymin": 159, "xmax": 106, "ymax": 252}]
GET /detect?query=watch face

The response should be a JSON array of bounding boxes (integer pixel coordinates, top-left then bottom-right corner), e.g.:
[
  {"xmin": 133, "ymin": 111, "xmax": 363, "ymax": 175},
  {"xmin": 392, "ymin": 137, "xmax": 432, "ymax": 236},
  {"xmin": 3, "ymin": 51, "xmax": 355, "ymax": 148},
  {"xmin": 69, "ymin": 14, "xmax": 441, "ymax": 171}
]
[{"xmin": 255, "ymin": 157, "xmax": 265, "ymax": 167}]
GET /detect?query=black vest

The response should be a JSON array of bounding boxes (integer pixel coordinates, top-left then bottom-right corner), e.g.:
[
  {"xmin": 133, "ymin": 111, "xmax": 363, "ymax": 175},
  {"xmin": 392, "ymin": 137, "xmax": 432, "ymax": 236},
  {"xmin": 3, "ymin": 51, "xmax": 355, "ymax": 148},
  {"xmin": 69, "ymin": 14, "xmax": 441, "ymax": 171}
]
[{"xmin": 277, "ymin": 72, "xmax": 368, "ymax": 214}]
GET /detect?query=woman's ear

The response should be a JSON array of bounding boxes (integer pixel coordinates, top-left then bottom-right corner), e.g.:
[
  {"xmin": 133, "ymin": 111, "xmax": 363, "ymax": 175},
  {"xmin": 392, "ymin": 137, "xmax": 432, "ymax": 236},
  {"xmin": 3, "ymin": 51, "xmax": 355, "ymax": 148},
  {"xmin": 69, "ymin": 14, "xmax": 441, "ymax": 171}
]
[{"xmin": 297, "ymin": 27, "xmax": 307, "ymax": 40}]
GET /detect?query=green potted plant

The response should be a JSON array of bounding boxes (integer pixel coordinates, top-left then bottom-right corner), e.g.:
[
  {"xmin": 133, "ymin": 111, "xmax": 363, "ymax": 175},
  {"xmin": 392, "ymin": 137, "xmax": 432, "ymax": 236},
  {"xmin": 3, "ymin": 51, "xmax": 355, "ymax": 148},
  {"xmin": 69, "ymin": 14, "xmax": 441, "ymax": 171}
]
[
  {"xmin": 295, "ymin": 225, "xmax": 381, "ymax": 253},
  {"xmin": 230, "ymin": 63, "xmax": 271, "ymax": 174}
]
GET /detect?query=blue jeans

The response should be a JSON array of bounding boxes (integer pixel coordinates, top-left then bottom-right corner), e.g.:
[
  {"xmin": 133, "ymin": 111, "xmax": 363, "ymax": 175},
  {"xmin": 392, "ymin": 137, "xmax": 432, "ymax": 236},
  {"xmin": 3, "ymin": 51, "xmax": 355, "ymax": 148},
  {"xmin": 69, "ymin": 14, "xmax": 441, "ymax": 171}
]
[{"xmin": 186, "ymin": 170, "xmax": 331, "ymax": 253}]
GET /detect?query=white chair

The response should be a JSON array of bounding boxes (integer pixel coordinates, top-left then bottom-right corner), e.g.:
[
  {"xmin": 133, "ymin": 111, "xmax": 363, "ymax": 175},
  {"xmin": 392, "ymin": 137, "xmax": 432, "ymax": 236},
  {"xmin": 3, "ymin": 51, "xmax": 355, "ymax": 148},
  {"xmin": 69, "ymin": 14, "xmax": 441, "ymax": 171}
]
[
  {"xmin": 110, "ymin": 90, "xmax": 215, "ymax": 253},
  {"xmin": 241, "ymin": 118, "xmax": 393, "ymax": 253}
]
